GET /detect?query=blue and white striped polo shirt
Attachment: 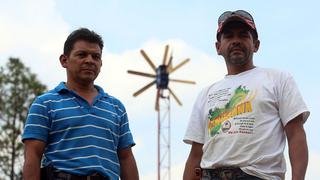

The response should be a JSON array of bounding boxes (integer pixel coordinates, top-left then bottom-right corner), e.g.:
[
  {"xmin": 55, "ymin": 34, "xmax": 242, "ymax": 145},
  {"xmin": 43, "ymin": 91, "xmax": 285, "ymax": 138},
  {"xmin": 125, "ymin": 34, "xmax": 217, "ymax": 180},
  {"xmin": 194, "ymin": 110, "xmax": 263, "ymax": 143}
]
[{"xmin": 22, "ymin": 82, "xmax": 135, "ymax": 179}]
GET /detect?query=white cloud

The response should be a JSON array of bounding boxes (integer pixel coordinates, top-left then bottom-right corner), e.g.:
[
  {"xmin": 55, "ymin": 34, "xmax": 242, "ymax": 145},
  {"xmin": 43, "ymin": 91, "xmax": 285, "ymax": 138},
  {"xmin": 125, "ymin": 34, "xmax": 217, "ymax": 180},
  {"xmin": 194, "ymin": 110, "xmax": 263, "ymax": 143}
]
[{"xmin": 0, "ymin": 0, "xmax": 70, "ymax": 88}]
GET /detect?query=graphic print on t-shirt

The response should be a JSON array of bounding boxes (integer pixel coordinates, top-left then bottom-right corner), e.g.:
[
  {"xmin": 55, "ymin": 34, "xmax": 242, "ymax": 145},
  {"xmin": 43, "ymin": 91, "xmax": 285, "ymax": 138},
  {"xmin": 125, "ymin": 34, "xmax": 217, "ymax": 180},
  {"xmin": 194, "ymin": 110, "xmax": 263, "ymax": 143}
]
[{"xmin": 207, "ymin": 85, "xmax": 256, "ymax": 137}]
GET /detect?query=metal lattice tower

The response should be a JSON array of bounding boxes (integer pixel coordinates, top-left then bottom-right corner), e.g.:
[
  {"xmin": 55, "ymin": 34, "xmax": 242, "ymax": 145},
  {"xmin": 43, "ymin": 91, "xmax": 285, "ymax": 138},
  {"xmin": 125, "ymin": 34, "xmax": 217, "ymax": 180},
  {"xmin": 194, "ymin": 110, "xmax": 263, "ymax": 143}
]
[
  {"xmin": 158, "ymin": 91, "xmax": 170, "ymax": 180},
  {"xmin": 128, "ymin": 44, "xmax": 195, "ymax": 180}
]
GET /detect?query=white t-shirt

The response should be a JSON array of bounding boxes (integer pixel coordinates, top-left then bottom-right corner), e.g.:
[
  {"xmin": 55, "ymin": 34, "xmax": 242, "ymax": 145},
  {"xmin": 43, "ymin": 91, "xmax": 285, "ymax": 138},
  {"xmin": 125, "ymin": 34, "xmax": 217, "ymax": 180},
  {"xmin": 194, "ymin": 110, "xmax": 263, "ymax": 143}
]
[{"xmin": 183, "ymin": 67, "xmax": 309, "ymax": 180}]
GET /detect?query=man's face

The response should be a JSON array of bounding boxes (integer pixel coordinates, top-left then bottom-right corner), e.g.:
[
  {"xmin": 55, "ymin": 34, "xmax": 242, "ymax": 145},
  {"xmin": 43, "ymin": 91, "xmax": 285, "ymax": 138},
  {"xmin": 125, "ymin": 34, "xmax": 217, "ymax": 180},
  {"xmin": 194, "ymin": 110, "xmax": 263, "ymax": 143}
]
[
  {"xmin": 216, "ymin": 22, "xmax": 259, "ymax": 67},
  {"xmin": 60, "ymin": 40, "xmax": 102, "ymax": 84}
]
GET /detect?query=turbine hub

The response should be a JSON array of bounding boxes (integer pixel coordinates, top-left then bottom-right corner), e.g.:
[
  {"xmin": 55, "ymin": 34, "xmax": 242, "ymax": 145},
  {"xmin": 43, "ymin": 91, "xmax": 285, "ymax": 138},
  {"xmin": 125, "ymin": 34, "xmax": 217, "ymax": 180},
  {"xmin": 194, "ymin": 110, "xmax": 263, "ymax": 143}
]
[{"xmin": 156, "ymin": 65, "xmax": 169, "ymax": 89}]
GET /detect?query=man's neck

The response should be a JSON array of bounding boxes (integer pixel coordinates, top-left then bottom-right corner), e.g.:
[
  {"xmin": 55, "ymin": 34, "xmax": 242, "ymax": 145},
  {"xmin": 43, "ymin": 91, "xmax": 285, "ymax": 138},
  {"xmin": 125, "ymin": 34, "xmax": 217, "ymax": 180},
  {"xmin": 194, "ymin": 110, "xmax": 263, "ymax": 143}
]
[
  {"xmin": 226, "ymin": 60, "xmax": 256, "ymax": 75},
  {"xmin": 65, "ymin": 81, "xmax": 96, "ymax": 93}
]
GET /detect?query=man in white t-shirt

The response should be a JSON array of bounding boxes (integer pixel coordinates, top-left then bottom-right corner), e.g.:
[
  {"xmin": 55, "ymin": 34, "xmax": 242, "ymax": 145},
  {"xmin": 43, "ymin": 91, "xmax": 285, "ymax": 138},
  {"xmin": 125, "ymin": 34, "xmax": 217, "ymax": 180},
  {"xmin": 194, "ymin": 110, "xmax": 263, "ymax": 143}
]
[{"xmin": 183, "ymin": 10, "xmax": 309, "ymax": 180}]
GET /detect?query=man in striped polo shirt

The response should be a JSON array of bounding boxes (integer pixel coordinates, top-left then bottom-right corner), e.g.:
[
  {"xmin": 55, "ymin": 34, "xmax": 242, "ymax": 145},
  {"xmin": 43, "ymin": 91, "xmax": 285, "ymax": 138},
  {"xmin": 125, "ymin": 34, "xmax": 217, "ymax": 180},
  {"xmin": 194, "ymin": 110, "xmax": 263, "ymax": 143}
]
[{"xmin": 22, "ymin": 28, "xmax": 139, "ymax": 180}]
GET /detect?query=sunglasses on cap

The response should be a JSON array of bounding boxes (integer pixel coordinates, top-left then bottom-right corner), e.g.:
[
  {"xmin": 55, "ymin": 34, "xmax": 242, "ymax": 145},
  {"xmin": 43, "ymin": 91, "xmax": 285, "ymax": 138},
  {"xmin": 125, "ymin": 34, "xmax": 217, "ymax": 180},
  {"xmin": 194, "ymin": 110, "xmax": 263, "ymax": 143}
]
[{"xmin": 218, "ymin": 10, "xmax": 254, "ymax": 24}]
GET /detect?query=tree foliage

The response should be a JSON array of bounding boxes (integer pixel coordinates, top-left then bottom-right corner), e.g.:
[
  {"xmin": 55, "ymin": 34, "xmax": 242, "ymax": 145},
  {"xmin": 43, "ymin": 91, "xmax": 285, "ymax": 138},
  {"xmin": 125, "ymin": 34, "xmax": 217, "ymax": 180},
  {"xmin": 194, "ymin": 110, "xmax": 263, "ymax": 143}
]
[{"xmin": 0, "ymin": 58, "xmax": 46, "ymax": 180}]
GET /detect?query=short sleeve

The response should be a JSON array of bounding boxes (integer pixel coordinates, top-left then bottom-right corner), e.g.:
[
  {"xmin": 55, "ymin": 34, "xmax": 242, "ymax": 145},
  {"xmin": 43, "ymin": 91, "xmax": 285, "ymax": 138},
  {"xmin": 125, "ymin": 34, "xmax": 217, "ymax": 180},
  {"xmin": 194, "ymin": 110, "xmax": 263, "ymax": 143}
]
[
  {"xmin": 117, "ymin": 102, "xmax": 135, "ymax": 150},
  {"xmin": 183, "ymin": 88, "xmax": 207, "ymax": 145},
  {"xmin": 22, "ymin": 97, "xmax": 51, "ymax": 143},
  {"xmin": 277, "ymin": 72, "xmax": 310, "ymax": 126}
]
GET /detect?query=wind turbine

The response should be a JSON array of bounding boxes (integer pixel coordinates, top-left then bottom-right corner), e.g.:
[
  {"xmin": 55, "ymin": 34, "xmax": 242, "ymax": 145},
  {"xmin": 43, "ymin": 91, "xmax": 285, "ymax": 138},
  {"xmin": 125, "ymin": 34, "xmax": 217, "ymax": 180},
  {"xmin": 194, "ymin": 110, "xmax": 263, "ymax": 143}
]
[{"xmin": 128, "ymin": 44, "xmax": 195, "ymax": 180}]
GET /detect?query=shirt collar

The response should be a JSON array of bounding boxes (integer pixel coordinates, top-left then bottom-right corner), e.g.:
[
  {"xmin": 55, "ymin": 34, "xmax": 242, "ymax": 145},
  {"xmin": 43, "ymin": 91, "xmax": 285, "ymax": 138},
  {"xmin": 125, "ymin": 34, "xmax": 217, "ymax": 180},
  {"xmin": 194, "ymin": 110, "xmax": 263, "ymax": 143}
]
[{"xmin": 54, "ymin": 82, "xmax": 108, "ymax": 98}]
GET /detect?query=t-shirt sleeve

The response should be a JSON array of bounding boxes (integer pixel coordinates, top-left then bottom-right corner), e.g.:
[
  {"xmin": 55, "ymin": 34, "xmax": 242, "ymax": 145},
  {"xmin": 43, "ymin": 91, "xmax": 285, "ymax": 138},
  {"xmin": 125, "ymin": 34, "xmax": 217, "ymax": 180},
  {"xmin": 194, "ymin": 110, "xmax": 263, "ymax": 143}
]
[
  {"xmin": 22, "ymin": 97, "xmax": 51, "ymax": 143},
  {"xmin": 117, "ymin": 102, "xmax": 135, "ymax": 150},
  {"xmin": 278, "ymin": 72, "xmax": 310, "ymax": 126},
  {"xmin": 183, "ymin": 89, "xmax": 207, "ymax": 145}
]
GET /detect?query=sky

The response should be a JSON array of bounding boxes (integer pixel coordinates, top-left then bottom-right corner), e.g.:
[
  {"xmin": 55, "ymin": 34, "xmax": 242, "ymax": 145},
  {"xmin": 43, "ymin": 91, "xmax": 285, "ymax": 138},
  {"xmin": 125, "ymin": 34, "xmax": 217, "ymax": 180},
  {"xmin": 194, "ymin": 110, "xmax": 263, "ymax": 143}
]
[{"xmin": 0, "ymin": 0, "xmax": 319, "ymax": 179}]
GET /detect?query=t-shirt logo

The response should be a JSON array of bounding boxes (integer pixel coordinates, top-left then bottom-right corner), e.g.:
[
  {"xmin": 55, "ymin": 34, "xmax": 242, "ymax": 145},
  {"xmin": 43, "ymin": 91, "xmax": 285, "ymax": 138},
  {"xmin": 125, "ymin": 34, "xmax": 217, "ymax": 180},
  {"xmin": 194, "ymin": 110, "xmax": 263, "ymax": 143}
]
[{"xmin": 207, "ymin": 85, "xmax": 256, "ymax": 136}]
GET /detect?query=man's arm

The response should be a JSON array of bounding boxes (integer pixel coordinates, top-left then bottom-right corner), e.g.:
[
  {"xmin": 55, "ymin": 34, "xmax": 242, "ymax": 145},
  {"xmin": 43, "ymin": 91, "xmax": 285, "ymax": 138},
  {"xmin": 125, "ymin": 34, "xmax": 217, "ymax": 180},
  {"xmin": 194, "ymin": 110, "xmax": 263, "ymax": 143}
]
[
  {"xmin": 284, "ymin": 114, "xmax": 308, "ymax": 180},
  {"xmin": 183, "ymin": 142, "xmax": 203, "ymax": 180},
  {"xmin": 118, "ymin": 147, "xmax": 139, "ymax": 180},
  {"xmin": 23, "ymin": 139, "xmax": 46, "ymax": 180}
]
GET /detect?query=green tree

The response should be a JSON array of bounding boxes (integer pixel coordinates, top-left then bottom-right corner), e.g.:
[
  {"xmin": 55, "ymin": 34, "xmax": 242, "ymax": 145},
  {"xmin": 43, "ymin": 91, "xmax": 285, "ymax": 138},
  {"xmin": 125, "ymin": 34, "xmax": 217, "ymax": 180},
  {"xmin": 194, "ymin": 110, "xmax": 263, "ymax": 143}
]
[{"xmin": 0, "ymin": 58, "xmax": 46, "ymax": 180}]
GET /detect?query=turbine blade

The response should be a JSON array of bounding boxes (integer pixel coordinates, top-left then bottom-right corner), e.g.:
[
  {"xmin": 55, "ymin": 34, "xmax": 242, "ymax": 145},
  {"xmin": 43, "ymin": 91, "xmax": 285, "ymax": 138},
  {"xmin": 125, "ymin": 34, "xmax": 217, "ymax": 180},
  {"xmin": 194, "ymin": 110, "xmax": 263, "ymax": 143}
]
[
  {"xmin": 133, "ymin": 80, "xmax": 156, "ymax": 97},
  {"xmin": 155, "ymin": 89, "xmax": 160, "ymax": 111},
  {"xmin": 127, "ymin": 70, "xmax": 156, "ymax": 78},
  {"xmin": 140, "ymin": 50, "xmax": 157, "ymax": 72},
  {"xmin": 169, "ymin": 78, "xmax": 196, "ymax": 84},
  {"xmin": 167, "ymin": 53, "xmax": 173, "ymax": 72},
  {"xmin": 169, "ymin": 58, "xmax": 190, "ymax": 73},
  {"xmin": 162, "ymin": 45, "xmax": 169, "ymax": 65},
  {"xmin": 168, "ymin": 87, "xmax": 182, "ymax": 106}
]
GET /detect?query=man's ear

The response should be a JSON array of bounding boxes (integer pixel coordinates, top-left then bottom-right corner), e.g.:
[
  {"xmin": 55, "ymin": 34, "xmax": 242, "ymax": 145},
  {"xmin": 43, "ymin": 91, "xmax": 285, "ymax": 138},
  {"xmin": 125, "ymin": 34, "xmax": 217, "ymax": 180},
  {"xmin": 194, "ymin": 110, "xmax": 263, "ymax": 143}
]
[
  {"xmin": 215, "ymin": 41, "xmax": 222, "ymax": 55},
  {"xmin": 254, "ymin": 39, "xmax": 260, "ymax": 52},
  {"xmin": 59, "ymin": 54, "xmax": 68, "ymax": 68}
]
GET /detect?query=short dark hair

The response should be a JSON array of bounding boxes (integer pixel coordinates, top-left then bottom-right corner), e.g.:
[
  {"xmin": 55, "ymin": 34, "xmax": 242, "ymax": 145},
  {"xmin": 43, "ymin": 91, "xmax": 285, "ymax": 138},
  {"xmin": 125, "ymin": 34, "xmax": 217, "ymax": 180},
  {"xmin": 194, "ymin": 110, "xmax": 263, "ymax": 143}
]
[{"xmin": 63, "ymin": 28, "xmax": 104, "ymax": 56}]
